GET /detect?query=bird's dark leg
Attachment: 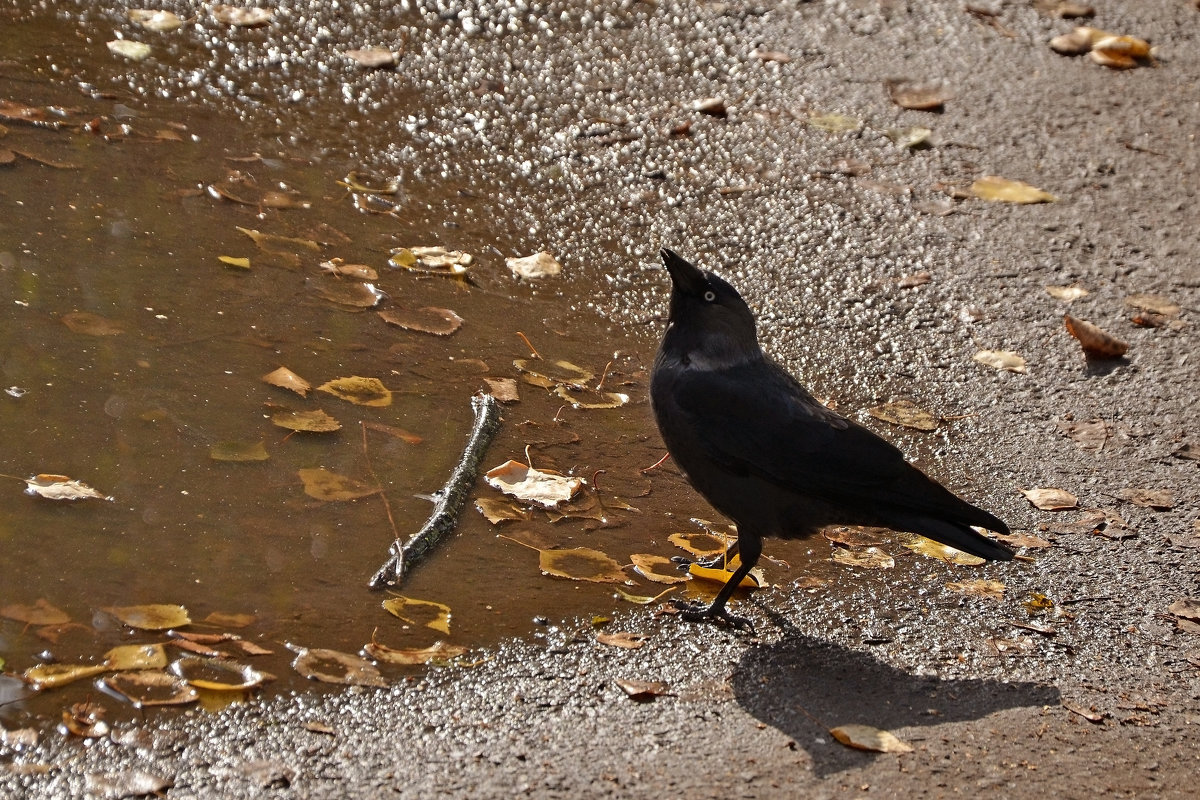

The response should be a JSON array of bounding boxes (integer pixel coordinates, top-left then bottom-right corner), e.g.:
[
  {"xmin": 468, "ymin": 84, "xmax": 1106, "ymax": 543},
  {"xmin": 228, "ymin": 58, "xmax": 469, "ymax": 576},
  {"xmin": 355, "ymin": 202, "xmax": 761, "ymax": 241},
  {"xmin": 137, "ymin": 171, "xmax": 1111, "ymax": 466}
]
[
  {"xmin": 672, "ymin": 532, "xmax": 761, "ymax": 632},
  {"xmin": 671, "ymin": 539, "xmax": 740, "ymax": 570}
]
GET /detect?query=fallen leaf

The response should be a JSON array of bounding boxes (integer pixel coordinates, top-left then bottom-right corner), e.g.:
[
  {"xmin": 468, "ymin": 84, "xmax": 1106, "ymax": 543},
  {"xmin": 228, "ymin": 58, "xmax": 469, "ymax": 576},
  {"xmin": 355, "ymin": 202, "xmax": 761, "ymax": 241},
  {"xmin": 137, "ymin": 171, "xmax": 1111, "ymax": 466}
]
[
  {"xmin": 688, "ymin": 561, "xmax": 764, "ymax": 588},
  {"xmin": 362, "ymin": 421, "xmax": 422, "ymax": 444},
  {"xmin": 107, "ymin": 40, "xmax": 152, "ymax": 61},
  {"xmin": 62, "ymin": 703, "xmax": 108, "ymax": 738},
  {"xmin": 886, "ymin": 80, "xmax": 950, "ymax": 111},
  {"xmin": 319, "ymin": 259, "xmax": 378, "ymax": 280},
  {"xmin": 1058, "ymin": 418, "xmax": 1110, "ymax": 450},
  {"xmin": 309, "ymin": 278, "xmax": 387, "ymax": 308},
  {"xmin": 24, "ymin": 663, "xmax": 108, "ymax": 689},
  {"xmin": 218, "ymin": 255, "xmax": 251, "ymax": 269},
  {"xmin": 474, "ymin": 496, "xmax": 530, "ymax": 525},
  {"xmin": 103, "ymin": 604, "xmax": 190, "ymax": 631},
  {"xmin": 866, "ymin": 400, "xmax": 939, "ymax": 432},
  {"xmin": 298, "ymin": 468, "xmax": 379, "ymax": 501},
  {"xmin": 388, "ymin": 246, "xmax": 472, "ymax": 276},
  {"xmin": 210, "ymin": 440, "xmax": 269, "ymax": 462},
  {"xmin": 831, "ymin": 546, "xmax": 895, "ymax": 569},
  {"xmin": 364, "ymin": 641, "xmax": 468, "ymax": 665},
  {"xmin": 1021, "ymin": 487, "xmax": 1079, "ymax": 511},
  {"xmin": 381, "ymin": 596, "xmax": 452, "ymax": 634},
  {"xmin": 830, "ymin": 724, "xmax": 914, "ymax": 753},
  {"xmin": 344, "ymin": 48, "xmax": 397, "ymax": 68},
  {"xmin": 378, "ymin": 306, "xmax": 463, "ymax": 336},
  {"xmin": 1045, "ymin": 284, "xmax": 1089, "ymax": 302},
  {"xmin": 128, "ymin": 9, "xmax": 184, "ymax": 31},
  {"xmin": 614, "ymin": 586, "xmax": 678, "ymax": 605},
  {"xmin": 539, "ymin": 547, "xmax": 629, "ymax": 584},
  {"xmin": 1124, "ymin": 293, "xmax": 1180, "ymax": 318},
  {"xmin": 513, "ymin": 359, "xmax": 593, "ymax": 389},
  {"xmin": 1023, "ymin": 592, "xmax": 1055, "ymax": 615},
  {"xmin": 824, "ymin": 526, "xmax": 889, "ymax": 548},
  {"xmin": 270, "ymin": 408, "xmax": 342, "ymax": 433},
  {"xmin": 483, "ymin": 378, "xmax": 520, "ymax": 403},
  {"xmin": 1064, "ymin": 315, "xmax": 1128, "ymax": 359},
  {"xmin": 554, "ymin": 385, "xmax": 630, "ymax": 409},
  {"xmin": 1061, "ymin": 699, "xmax": 1106, "ymax": 723},
  {"xmin": 61, "ymin": 312, "xmax": 124, "ymax": 336},
  {"xmin": 1, "ymin": 599, "xmax": 70, "ymax": 626},
  {"xmin": 203, "ymin": 612, "xmax": 256, "ymax": 628},
  {"xmin": 1168, "ymin": 599, "xmax": 1200, "ymax": 624},
  {"xmin": 102, "ymin": 671, "xmax": 198, "ymax": 707},
  {"xmin": 262, "ymin": 366, "xmax": 311, "ymax": 397},
  {"xmin": 211, "ymin": 5, "xmax": 274, "ymax": 26},
  {"xmin": 973, "ymin": 350, "xmax": 1027, "ymax": 373},
  {"xmin": 969, "ymin": 176, "xmax": 1057, "ymax": 204},
  {"xmin": 290, "ymin": 647, "xmax": 386, "ymax": 687},
  {"xmin": 994, "ymin": 531, "xmax": 1053, "ymax": 549},
  {"xmin": 807, "ymin": 112, "xmax": 860, "ymax": 133},
  {"xmin": 668, "ymin": 531, "xmax": 729, "ymax": 559},
  {"xmin": 596, "ymin": 632, "xmax": 648, "ymax": 649},
  {"xmin": 485, "ymin": 460, "xmax": 583, "ymax": 508},
  {"xmin": 24, "ymin": 474, "xmax": 113, "ymax": 501},
  {"xmin": 897, "ymin": 533, "xmax": 986, "ymax": 565},
  {"xmin": 85, "ymin": 770, "xmax": 173, "ymax": 797},
  {"xmin": 630, "ymin": 553, "xmax": 690, "ymax": 585},
  {"xmin": 615, "ymin": 678, "xmax": 670, "ymax": 701},
  {"xmin": 1116, "ymin": 488, "xmax": 1175, "ymax": 510},
  {"xmin": 506, "ymin": 251, "xmax": 562, "ymax": 279},
  {"xmin": 104, "ymin": 643, "xmax": 168, "ymax": 671},
  {"xmin": 946, "ymin": 579, "xmax": 1006, "ymax": 600}
]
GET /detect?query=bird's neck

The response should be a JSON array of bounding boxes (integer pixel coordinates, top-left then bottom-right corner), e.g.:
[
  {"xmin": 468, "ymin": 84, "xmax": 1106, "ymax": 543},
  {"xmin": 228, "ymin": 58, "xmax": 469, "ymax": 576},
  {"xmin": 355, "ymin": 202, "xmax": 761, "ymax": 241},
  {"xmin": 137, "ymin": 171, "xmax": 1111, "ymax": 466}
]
[{"xmin": 662, "ymin": 321, "xmax": 763, "ymax": 370}]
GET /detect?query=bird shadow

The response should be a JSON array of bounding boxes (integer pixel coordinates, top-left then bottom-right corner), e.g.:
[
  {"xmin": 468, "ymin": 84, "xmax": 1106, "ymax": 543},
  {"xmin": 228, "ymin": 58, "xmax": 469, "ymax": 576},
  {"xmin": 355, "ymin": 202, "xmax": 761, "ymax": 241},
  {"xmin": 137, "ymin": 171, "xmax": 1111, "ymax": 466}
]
[{"xmin": 730, "ymin": 611, "xmax": 1059, "ymax": 776}]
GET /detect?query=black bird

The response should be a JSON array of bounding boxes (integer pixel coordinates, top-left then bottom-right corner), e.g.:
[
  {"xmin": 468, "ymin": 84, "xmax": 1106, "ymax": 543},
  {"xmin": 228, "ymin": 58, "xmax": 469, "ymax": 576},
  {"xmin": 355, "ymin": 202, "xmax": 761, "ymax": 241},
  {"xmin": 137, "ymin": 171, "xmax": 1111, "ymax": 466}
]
[{"xmin": 650, "ymin": 248, "xmax": 1013, "ymax": 629}]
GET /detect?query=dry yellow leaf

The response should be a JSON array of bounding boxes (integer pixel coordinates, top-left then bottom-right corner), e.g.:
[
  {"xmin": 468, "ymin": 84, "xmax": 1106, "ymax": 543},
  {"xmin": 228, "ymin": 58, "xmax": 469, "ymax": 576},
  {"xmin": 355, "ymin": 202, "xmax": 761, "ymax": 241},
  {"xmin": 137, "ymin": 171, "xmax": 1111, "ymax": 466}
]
[
  {"xmin": 866, "ymin": 400, "xmax": 939, "ymax": 432},
  {"xmin": 298, "ymin": 468, "xmax": 379, "ymax": 501},
  {"xmin": 970, "ymin": 176, "xmax": 1057, "ymax": 204},
  {"xmin": 973, "ymin": 350, "xmax": 1027, "ymax": 373},
  {"xmin": 262, "ymin": 366, "xmax": 311, "ymax": 397},
  {"xmin": 831, "ymin": 546, "xmax": 895, "ymax": 570},
  {"xmin": 381, "ymin": 596, "xmax": 452, "ymax": 634},
  {"xmin": 830, "ymin": 724, "xmax": 914, "ymax": 753},
  {"xmin": 945, "ymin": 579, "xmax": 1006, "ymax": 600},
  {"xmin": 316, "ymin": 376, "xmax": 392, "ymax": 407}
]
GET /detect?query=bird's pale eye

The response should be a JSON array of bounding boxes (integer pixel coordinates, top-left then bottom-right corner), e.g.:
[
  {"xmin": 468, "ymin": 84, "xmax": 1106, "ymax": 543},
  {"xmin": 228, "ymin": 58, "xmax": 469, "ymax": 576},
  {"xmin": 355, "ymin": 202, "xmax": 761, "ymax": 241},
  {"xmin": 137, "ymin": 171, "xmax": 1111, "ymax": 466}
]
[{"xmin": 703, "ymin": 290, "xmax": 716, "ymax": 302}]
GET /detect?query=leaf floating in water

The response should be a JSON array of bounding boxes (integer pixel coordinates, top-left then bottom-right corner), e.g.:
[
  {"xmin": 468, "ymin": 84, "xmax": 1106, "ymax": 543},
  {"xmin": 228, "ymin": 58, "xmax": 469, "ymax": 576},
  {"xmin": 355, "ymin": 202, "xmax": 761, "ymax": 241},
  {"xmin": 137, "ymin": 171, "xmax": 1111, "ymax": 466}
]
[
  {"xmin": 235, "ymin": 226, "xmax": 319, "ymax": 253},
  {"xmin": 474, "ymin": 496, "xmax": 530, "ymax": 525},
  {"xmin": 630, "ymin": 554, "xmax": 689, "ymax": 585},
  {"xmin": 270, "ymin": 408, "xmax": 342, "ymax": 433},
  {"xmin": 540, "ymin": 547, "xmax": 630, "ymax": 584},
  {"xmin": 104, "ymin": 643, "xmax": 168, "ymax": 671},
  {"xmin": 554, "ymin": 385, "xmax": 630, "ymax": 409},
  {"xmin": 211, "ymin": 4, "xmax": 274, "ymax": 26},
  {"xmin": 362, "ymin": 421, "xmax": 423, "ymax": 444},
  {"xmin": 378, "ymin": 306, "xmax": 464, "ymax": 336},
  {"xmin": 107, "ymin": 40, "xmax": 152, "ymax": 61},
  {"xmin": 309, "ymin": 277, "xmax": 387, "ymax": 309},
  {"xmin": 381, "ymin": 596, "xmax": 452, "ymax": 634},
  {"xmin": 24, "ymin": 474, "xmax": 113, "ymax": 501},
  {"xmin": 388, "ymin": 246, "xmax": 472, "ymax": 276},
  {"xmin": 218, "ymin": 255, "xmax": 251, "ymax": 269},
  {"xmin": 103, "ymin": 671, "xmax": 199, "ymax": 707},
  {"xmin": 364, "ymin": 641, "xmax": 468, "ymax": 666},
  {"xmin": 1064, "ymin": 314, "xmax": 1128, "ymax": 359},
  {"xmin": 946, "ymin": 579, "xmax": 1006, "ymax": 601},
  {"xmin": 203, "ymin": 611, "xmax": 256, "ymax": 628},
  {"xmin": 973, "ymin": 349, "xmax": 1027, "ymax": 374},
  {"xmin": 1021, "ymin": 487, "xmax": 1079, "ymax": 511},
  {"xmin": 483, "ymin": 378, "xmax": 520, "ymax": 403},
  {"xmin": 298, "ymin": 468, "xmax": 379, "ymax": 501},
  {"xmin": 485, "ymin": 460, "xmax": 583, "ymax": 507},
  {"xmin": 104, "ymin": 604, "xmax": 191, "ymax": 631},
  {"xmin": 209, "ymin": 440, "xmax": 269, "ymax": 462},
  {"xmin": 969, "ymin": 176, "xmax": 1057, "ymax": 204},
  {"xmin": 128, "ymin": 9, "xmax": 184, "ymax": 31},
  {"xmin": 831, "ymin": 546, "xmax": 895, "ymax": 570},
  {"xmin": 866, "ymin": 400, "xmax": 939, "ymax": 432},
  {"xmin": 688, "ymin": 560, "xmax": 765, "ymax": 588},
  {"xmin": 24, "ymin": 663, "xmax": 108, "ymax": 689},
  {"xmin": 0, "ymin": 598, "xmax": 70, "ymax": 626},
  {"xmin": 897, "ymin": 533, "xmax": 986, "ymax": 566},
  {"xmin": 506, "ymin": 251, "xmax": 562, "ymax": 279},
  {"xmin": 513, "ymin": 359, "xmax": 593, "ymax": 389},
  {"xmin": 170, "ymin": 656, "xmax": 272, "ymax": 691},
  {"xmin": 61, "ymin": 311, "xmax": 125, "ymax": 336},
  {"xmin": 317, "ymin": 376, "xmax": 392, "ymax": 407},
  {"xmin": 830, "ymin": 724, "xmax": 914, "ymax": 754},
  {"xmin": 668, "ymin": 532, "xmax": 728, "ymax": 559},
  {"xmin": 290, "ymin": 646, "xmax": 386, "ymax": 687},
  {"xmin": 319, "ymin": 258, "xmax": 378, "ymax": 280},
  {"xmin": 262, "ymin": 366, "xmax": 311, "ymax": 397}
]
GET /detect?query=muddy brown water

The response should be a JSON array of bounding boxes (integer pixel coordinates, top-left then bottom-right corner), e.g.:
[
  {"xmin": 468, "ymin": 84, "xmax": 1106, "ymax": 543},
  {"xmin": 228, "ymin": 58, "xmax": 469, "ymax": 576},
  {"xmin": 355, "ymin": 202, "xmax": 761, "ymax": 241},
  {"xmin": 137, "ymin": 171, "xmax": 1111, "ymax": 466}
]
[{"xmin": 0, "ymin": 9, "xmax": 847, "ymax": 728}]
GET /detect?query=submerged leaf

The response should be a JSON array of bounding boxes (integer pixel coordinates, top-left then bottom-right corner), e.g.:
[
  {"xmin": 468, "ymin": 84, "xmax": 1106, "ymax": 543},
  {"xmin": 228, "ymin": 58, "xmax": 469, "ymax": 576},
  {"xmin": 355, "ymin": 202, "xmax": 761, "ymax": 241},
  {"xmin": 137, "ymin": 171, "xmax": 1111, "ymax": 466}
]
[
  {"xmin": 630, "ymin": 553, "xmax": 689, "ymax": 585},
  {"xmin": 1, "ymin": 598, "xmax": 71, "ymax": 626},
  {"xmin": 317, "ymin": 376, "xmax": 392, "ymax": 407},
  {"xmin": 298, "ymin": 468, "xmax": 379, "ymax": 501},
  {"xmin": 270, "ymin": 408, "xmax": 341, "ymax": 433},
  {"xmin": 171, "ymin": 656, "xmax": 271, "ymax": 691},
  {"xmin": 364, "ymin": 641, "xmax": 468, "ymax": 665},
  {"xmin": 513, "ymin": 359, "xmax": 593, "ymax": 389},
  {"xmin": 554, "ymin": 385, "xmax": 630, "ymax": 409},
  {"xmin": 381, "ymin": 596, "xmax": 451, "ymax": 634},
  {"xmin": 539, "ymin": 547, "xmax": 629, "ymax": 584},
  {"xmin": 668, "ymin": 532, "xmax": 729, "ymax": 559},
  {"xmin": 61, "ymin": 312, "xmax": 124, "ymax": 336},
  {"xmin": 290, "ymin": 647, "xmax": 386, "ymax": 687},
  {"xmin": 210, "ymin": 440, "xmax": 269, "ymax": 462},
  {"xmin": 103, "ymin": 671, "xmax": 198, "ymax": 707},
  {"xmin": 378, "ymin": 306, "xmax": 463, "ymax": 336}
]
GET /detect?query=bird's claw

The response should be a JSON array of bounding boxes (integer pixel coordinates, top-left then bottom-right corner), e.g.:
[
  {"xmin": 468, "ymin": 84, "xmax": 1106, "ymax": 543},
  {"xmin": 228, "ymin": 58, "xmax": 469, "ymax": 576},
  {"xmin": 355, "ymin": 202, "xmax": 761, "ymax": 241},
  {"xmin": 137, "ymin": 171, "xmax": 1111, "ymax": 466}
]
[
  {"xmin": 671, "ymin": 598, "xmax": 756, "ymax": 633},
  {"xmin": 669, "ymin": 553, "xmax": 729, "ymax": 571}
]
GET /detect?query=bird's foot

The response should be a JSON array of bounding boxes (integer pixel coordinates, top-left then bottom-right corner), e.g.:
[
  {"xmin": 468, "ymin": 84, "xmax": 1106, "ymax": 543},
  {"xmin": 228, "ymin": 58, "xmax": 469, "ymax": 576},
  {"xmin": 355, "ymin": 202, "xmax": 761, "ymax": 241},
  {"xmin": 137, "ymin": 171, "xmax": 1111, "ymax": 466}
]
[
  {"xmin": 671, "ymin": 599, "xmax": 756, "ymax": 633},
  {"xmin": 670, "ymin": 553, "xmax": 728, "ymax": 571}
]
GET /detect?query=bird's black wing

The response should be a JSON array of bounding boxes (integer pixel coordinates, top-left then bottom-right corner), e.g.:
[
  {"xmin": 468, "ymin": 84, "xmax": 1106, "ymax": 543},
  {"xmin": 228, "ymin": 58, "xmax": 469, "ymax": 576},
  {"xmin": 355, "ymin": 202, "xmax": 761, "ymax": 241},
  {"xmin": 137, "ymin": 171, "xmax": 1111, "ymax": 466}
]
[{"xmin": 668, "ymin": 359, "xmax": 1003, "ymax": 531}]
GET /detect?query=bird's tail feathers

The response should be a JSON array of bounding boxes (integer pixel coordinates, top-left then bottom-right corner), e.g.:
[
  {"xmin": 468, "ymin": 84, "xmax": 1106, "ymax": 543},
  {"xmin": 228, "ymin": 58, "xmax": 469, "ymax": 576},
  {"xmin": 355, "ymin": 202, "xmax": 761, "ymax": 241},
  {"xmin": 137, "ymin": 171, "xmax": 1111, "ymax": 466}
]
[{"xmin": 892, "ymin": 514, "xmax": 1015, "ymax": 562}]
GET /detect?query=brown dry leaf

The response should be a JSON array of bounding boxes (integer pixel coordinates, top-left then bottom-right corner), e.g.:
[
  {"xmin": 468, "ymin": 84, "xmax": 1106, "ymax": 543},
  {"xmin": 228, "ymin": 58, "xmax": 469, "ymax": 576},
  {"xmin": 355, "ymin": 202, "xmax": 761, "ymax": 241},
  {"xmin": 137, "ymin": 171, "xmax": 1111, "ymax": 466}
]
[
  {"xmin": 1061, "ymin": 699, "xmax": 1106, "ymax": 723},
  {"xmin": 969, "ymin": 176, "xmax": 1057, "ymax": 204},
  {"xmin": 378, "ymin": 306, "xmax": 464, "ymax": 336},
  {"xmin": 104, "ymin": 603, "xmax": 191, "ymax": 631},
  {"xmin": 506, "ymin": 251, "xmax": 563, "ymax": 279},
  {"xmin": 668, "ymin": 531, "xmax": 729, "ymax": 559},
  {"xmin": 1168, "ymin": 599, "xmax": 1200, "ymax": 624},
  {"xmin": 102, "ymin": 671, "xmax": 199, "ymax": 707},
  {"xmin": 1064, "ymin": 315, "xmax": 1128, "ymax": 359},
  {"xmin": 203, "ymin": 612, "xmax": 256, "ymax": 628},
  {"xmin": 614, "ymin": 586, "xmax": 678, "ymax": 605},
  {"xmin": 830, "ymin": 724, "xmax": 914, "ymax": 754},
  {"xmin": 319, "ymin": 259, "xmax": 378, "ymax": 280},
  {"xmin": 1125, "ymin": 293, "xmax": 1180, "ymax": 318},
  {"xmin": 1, "ymin": 598, "xmax": 70, "ymax": 626},
  {"xmin": 211, "ymin": 5, "xmax": 274, "ymax": 26},
  {"xmin": 596, "ymin": 632, "xmax": 649, "ymax": 650},
  {"xmin": 344, "ymin": 48, "xmax": 397, "ymax": 68},
  {"xmin": 61, "ymin": 311, "xmax": 124, "ymax": 336},
  {"xmin": 290, "ymin": 647, "xmax": 386, "ymax": 687},
  {"xmin": 995, "ymin": 531, "xmax": 1053, "ymax": 549},
  {"xmin": 973, "ymin": 350, "xmax": 1027, "ymax": 373},
  {"xmin": 1045, "ymin": 284, "xmax": 1089, "ymax": 302},
  {"xmin": 24, "ymin": 474, "xmax": 113, "ymax": 501},
  {"xmin": 484, "ymin": 378, "xmax": 520, "ymax": 403},
  {"xmin": 270, "ymin": 408, "xmax": 342, "ymax": 433},
  {"xmin": 317, "ymin": 376, "xmax": 392, "ymax": 407},
  {"xmin": 1116, "ymin": 488, "xmax": 1175, "ymax": 510},
  {"xmin": 475, "ymin": 496, "xmax": 530, "ymax": 525},
  {"xmin": 886, "ymin": 80, "xmax": 950, "ymax": 111},
  {"xmin": 866, "ymin": 400, "xmax": 939, "ymax": 432},
  {"xmin": 615, "ymin": 679, "xmax": 670, "ymax": 701},
  {"xmin": 262, "ymin": 366, "xmax": 311, "ymax": 397},
  {"xmin": 1021, "ymin": 487, "xmax": 1079, "ymax": 511},
  {"xmin": 1059, "ymin": 418, "xmax": 1110, "ymax": 451},
  {"xmin": 630, "ymin": 553, "xmax": 689, "ymax": 585},
  {"xmin": 209, "ymin": 440, "xmax": 269, "ymax": 462},
  {"xmin": 832, "ymin": 546, "xmax": 895, "ymax": 570},
  {"xmin": 62, "ymin": 703, "xmax": 108, "ymax": 738},
  {"xmin": 298, "ymin": 468, "xmax": 379, "ymax": 501},
  {"xmin": 170, "ymin": 656, "xmax": 272, "ymax": 691},
  {"xmin": 485, "ymin": 460, "xmax": 583, "ymax": 508},
  {"xmin": 824, "ymin": 526, "xmax": 889, "ymax": 548},
  {"xmin": 540, "ymin": 547, "xmax": 630, "ymax": 584},
  {"xmin": 364, "ymin": 641, "xmax": 468, "ymax": 665},
  {"xmin": 381, "ymin": 596, "xmax": 452, "ymax": 634},
  {"xmin": 946, "ymin": 579, "xmax": 1006, "ymax": 600},
  {"xmin": 897, "ymin": 533, "xmax": 986, "ymax": 566}
]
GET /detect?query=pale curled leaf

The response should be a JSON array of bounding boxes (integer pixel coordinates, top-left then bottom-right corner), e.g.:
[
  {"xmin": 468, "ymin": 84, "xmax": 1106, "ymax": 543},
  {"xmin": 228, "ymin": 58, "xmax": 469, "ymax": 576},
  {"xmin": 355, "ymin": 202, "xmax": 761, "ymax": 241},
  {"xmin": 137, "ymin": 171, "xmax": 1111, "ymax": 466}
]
[
  {"xmin": 262, "ymin": 366, "xmax": 311, "ymax": 397},
  {"xmin": 969, "ymin": 176, "xmax": 1057, "ymax": 204},
  {"xmin": 506, "ymin": 251, "xmax": 562, "ymax": 279},
  {"xmin": 1021, "ymin": 487, "xmax": 1079, "ymax": 511},
  {"xmin": 1064, "ymin": 315, "xmax": 1128, "ymax": 359},
  {"xmin": 485, "ymin": 460, "xmax": 583, "ymax": 508},
  {"xmin": 973, "ymin": 350, "xmax": 1027, "ymax": 373},
  {"xmin": 24, "ymin": 474, "xmax": 113, "ymax": 501},
  {"xmin": 830, "ymin": 724, "xmax": 913, "ymax": 753}
]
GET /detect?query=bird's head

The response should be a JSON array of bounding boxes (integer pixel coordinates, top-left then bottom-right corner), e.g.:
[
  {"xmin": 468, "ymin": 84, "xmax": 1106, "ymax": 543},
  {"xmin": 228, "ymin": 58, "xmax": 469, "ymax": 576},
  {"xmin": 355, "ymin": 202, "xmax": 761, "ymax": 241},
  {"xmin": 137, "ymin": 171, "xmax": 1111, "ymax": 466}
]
[{"xmin": 659, "ymin": 248, "xmax": 761, "ymax": 366}]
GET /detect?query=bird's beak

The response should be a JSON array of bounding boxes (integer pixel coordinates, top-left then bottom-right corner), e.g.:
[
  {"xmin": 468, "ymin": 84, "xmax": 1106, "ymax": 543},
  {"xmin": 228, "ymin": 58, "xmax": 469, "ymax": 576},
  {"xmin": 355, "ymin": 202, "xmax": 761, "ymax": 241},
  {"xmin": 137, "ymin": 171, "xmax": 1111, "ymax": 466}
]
[{"xmin": 660, "ymin": 248, "xmax": 708, "ymax": 295}]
